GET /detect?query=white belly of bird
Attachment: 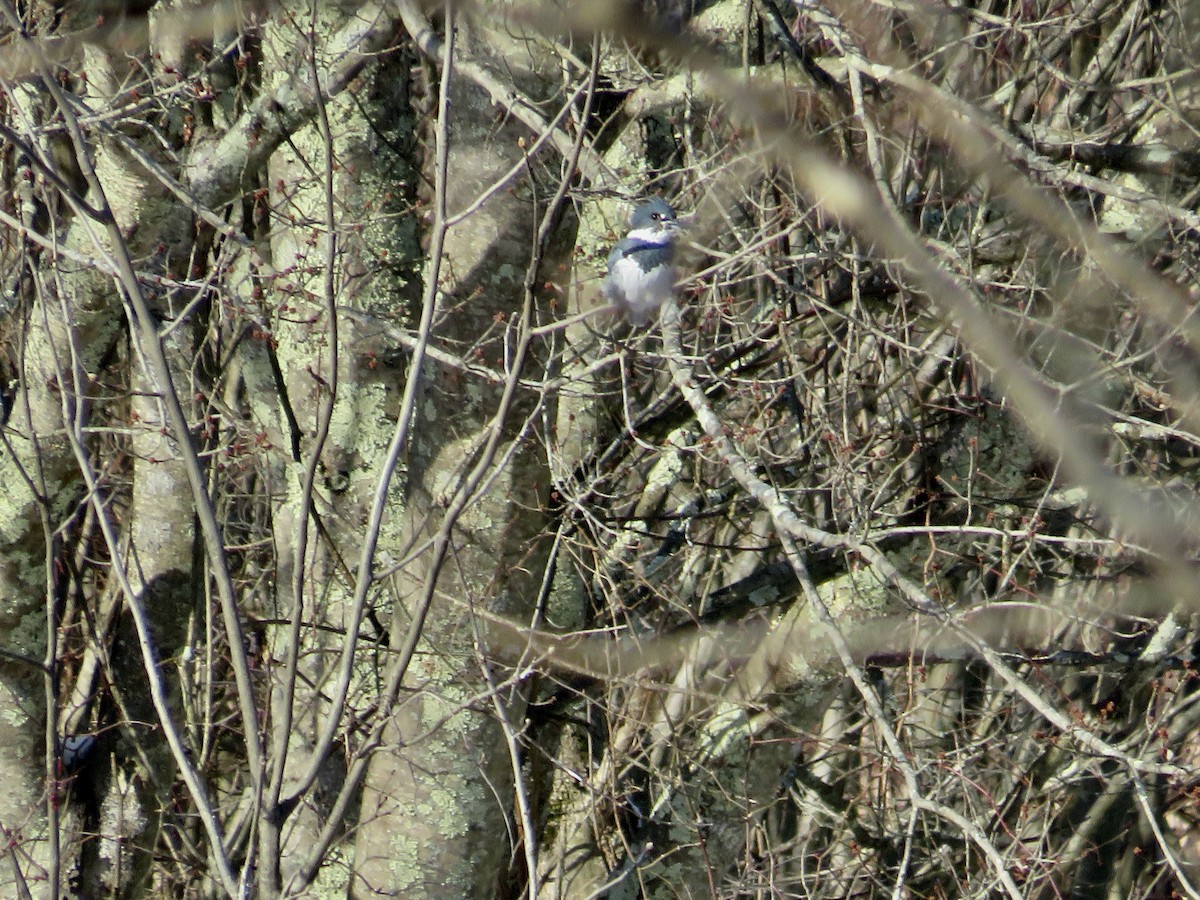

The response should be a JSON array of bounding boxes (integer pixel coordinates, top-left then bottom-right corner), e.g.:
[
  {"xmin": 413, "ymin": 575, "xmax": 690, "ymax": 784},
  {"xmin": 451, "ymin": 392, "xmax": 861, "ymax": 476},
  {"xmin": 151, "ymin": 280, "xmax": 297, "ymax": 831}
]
[{"xmin": 612, "ymin": 256, "xmax": 676, "ymax": 324}]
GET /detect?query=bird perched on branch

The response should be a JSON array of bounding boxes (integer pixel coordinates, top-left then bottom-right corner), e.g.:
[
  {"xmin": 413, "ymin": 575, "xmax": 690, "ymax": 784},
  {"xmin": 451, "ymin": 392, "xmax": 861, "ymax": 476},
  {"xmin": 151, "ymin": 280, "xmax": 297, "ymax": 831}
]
[{"xmin": 604, "ymin": 197, "xmax": 684, "ymax": 326}]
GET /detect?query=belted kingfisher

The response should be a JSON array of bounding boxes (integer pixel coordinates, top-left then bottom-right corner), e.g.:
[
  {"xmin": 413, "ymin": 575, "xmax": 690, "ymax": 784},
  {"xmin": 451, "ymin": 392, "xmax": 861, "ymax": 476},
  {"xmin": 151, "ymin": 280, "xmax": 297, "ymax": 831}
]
[{"xmin": 604, "ymin": 197, "xmax": 684, "ymax": 325}]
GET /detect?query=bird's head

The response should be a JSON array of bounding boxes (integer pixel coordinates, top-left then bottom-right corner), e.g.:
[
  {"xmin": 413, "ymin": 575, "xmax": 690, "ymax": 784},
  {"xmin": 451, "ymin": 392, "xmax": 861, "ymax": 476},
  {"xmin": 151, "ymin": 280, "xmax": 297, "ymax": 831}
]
[{"xmin": 626, "ymin": 197, "xmax": 683, "ymax": 245}]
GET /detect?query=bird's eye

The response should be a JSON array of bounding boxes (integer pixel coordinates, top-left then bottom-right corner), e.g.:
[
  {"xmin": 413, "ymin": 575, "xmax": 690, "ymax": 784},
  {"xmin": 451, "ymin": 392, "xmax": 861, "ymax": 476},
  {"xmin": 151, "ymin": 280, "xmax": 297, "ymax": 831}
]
[{"xmin": 651, "ymin": 213, "xmax": 662, "ymax": 221}]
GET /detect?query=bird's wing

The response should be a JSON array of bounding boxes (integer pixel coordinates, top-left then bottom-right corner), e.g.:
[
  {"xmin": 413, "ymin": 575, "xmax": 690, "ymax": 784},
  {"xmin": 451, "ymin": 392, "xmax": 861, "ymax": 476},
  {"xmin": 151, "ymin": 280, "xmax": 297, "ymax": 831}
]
[
  {"xmin": 606, "ymin": 239, "xmax": 634, "ymax": 272},
  {"xmin": 604, "ymin": 240, "xmax": 636, "ymax": 302}
]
